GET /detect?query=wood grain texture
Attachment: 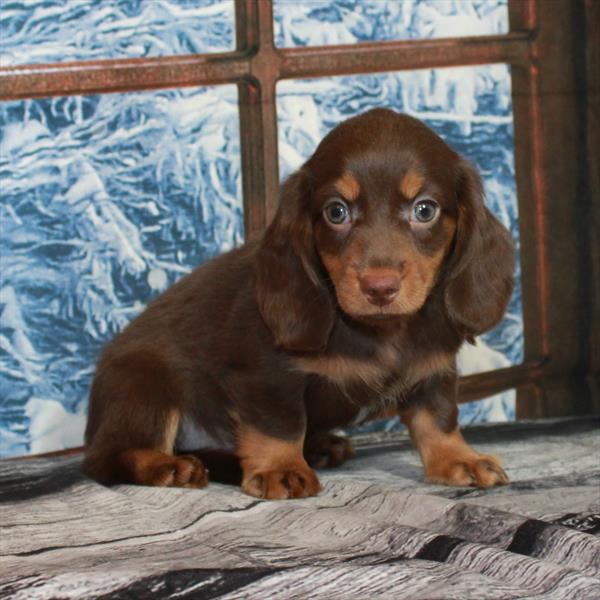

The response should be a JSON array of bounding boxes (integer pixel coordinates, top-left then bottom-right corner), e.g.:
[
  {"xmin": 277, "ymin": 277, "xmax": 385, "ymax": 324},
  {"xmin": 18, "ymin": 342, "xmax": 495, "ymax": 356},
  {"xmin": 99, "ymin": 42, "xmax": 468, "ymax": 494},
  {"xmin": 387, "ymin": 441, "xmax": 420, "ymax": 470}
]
[{"xmin": 1, "ymin": 418, "xmax": 599, "ymax": 599}]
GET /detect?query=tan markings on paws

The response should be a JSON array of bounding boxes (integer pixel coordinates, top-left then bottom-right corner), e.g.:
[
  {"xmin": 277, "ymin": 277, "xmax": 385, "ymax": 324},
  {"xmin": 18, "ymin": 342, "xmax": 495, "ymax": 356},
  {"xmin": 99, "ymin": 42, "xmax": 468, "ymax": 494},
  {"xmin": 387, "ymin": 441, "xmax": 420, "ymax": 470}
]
[
  {"xmin": 243, "ymin": 467, "xmax": 321, "ymax": 500},
  {"xmin": 120, "ymin": 449, "xmax": 208, "ymax": 488},
  {"xmin": 425, "ymin": 452, "xmax": 509, "ymax": 487},
  {"xmin": 237, "ymin": 426, "xmax": 321, "ymax": 499},
  {"xmin": 408, "ymin": 410, "xmax": 509, "ymax": 488},
  {"xmin": 304, "ymin": 432, "xmax": 355, "ymax": 469}
]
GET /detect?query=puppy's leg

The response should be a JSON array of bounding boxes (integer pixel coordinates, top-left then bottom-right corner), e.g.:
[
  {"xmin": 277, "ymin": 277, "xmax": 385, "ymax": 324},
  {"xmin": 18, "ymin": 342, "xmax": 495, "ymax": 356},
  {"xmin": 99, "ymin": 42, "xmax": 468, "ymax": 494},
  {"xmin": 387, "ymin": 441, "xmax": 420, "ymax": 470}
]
[
  {"xmin": 236, "ymin": 393, "xmax": 321, "ymax": 499},
  {"xmin": 304, "ymin": 431, "xmax": 355, "ymax": 469},
  {"xmin": 400, "ymin": 374, "xmax": 509, "ymax": 488},
  {"xmin": 84, "ymin": 351, "xmax": 208, "ymax": 488},
  {"xmin": 237, "ymin": 425, "xmax": 321, "ymax": 499}
]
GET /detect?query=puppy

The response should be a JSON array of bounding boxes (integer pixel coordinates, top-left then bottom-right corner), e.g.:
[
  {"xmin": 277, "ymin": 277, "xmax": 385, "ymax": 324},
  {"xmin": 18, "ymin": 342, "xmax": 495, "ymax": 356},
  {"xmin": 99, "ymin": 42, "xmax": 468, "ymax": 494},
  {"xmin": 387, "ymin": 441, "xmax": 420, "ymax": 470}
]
[{"xmin": 84, "ymin": 108, "xmax": 513, "ymax": 499}]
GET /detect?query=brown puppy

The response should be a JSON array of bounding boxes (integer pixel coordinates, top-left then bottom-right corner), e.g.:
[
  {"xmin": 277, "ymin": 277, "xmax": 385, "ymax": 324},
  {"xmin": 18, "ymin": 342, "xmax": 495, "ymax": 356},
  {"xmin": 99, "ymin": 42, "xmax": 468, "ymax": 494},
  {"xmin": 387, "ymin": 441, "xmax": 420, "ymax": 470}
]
[{"xmin": 84, "ymin": 108, "xmax": 514, "ymax": 499}]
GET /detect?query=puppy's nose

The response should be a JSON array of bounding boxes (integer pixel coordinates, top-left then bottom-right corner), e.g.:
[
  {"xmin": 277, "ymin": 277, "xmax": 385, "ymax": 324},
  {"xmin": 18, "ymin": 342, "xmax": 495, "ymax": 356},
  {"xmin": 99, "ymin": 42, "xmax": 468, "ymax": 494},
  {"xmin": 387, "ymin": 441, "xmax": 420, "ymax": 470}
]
[{"xmin": 360, "ymin": 272, "xmax": 401, "ymax": 307}]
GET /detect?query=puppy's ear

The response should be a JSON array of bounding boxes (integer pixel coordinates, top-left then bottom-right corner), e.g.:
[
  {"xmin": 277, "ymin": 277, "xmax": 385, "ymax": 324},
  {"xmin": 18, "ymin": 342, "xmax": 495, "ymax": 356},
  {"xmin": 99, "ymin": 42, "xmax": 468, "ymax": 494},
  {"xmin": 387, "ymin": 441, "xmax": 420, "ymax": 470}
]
[
  {"xmin": 255, "ymin": 169, "xmax": 335, "ymax": 352},
  {"xmin": 443, "ymin": 160, "xmax": 514, "ymax": 338}
]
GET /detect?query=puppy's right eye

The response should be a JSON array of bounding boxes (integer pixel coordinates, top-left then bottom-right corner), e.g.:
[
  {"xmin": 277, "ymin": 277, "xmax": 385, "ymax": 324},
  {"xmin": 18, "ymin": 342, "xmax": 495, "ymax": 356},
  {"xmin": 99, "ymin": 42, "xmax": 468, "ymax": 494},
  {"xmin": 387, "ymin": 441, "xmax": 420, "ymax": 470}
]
[{"xmin": 323, "ymin": 200, "xmax": 351, "ymax": 229}]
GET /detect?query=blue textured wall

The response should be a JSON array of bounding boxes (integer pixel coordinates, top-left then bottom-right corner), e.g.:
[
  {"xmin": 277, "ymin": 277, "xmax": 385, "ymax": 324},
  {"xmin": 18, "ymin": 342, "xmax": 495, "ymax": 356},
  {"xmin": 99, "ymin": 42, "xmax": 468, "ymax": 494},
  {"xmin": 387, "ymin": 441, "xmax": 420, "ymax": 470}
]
[
  {"xmin": 0, "ymin": 0, "xmax": 234, "ymax": 65},
  {"xmin": 0, "ymin": 0, "xmax": 521, "ymax": 455},
  {"xmin": 0, "ymin": 85, "xmax": 242, "ymax": 456}
]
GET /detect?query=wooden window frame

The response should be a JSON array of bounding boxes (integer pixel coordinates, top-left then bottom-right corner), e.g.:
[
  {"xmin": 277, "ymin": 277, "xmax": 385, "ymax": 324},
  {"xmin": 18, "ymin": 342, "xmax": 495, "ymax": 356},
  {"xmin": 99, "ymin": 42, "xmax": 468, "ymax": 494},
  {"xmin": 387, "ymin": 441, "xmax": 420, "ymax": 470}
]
[{"xmin": 1, "ymin": 0, "xmax": 598, "ymax": 418}]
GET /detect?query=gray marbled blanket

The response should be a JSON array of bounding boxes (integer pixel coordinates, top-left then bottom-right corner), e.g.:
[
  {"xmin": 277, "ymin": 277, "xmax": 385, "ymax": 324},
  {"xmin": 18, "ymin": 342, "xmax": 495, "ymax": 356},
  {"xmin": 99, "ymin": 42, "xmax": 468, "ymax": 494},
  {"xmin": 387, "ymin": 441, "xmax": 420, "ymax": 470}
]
[{"xmin": 1, "ymin": 418, "xmax": 599, "ymax": 599}]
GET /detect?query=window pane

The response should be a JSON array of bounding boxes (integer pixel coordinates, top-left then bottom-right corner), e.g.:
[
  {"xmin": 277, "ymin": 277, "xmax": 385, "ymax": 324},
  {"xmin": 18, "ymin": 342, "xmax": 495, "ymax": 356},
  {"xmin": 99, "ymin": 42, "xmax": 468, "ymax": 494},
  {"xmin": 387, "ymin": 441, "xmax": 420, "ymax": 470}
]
[
  {"xmin": 0, "ymin": 0, "xmax": 234, "ymax": 67},
  {"xmin": 0, "ymin": 86, "xmax": 242, "ymax": 456},
  {"xmin": 459, "ymin": 389, "xmax": 516, "ymax": 424},
  {"xmin": 277, "ymin": 64, "xmax": 522, "ymax": 424},
  {"xmin": 274, "ymin": 0, "xmax": 508, "ymax": 48}
]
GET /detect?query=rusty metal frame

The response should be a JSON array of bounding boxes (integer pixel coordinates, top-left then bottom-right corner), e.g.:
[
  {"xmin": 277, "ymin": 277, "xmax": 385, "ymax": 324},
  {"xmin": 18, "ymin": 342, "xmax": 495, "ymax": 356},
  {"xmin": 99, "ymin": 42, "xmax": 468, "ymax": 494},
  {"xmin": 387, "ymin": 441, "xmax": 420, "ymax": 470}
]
[{"xmin": 1, "ymin": 0, "xmax": 598, "ymax": 417}]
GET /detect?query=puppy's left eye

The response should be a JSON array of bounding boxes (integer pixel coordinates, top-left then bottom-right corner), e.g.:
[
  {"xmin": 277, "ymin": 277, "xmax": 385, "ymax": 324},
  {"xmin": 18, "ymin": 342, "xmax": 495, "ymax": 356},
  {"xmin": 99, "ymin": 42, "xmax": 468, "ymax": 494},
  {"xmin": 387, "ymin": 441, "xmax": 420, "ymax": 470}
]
[
  {"xmin": 323, "ymin": 200, "xmax": 352, "ymax": 228},
  {"xmin": 411, "ymin": 199, "xmax": 440, "ymax": 224}
]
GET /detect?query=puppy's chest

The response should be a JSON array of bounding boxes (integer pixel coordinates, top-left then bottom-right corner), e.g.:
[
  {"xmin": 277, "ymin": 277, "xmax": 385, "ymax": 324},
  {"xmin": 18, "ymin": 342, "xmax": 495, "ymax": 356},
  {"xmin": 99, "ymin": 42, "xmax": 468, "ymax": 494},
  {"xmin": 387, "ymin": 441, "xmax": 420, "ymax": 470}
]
[{"xmin": 292, "ymin": 345, "xmax": 454, "ymax": 404}]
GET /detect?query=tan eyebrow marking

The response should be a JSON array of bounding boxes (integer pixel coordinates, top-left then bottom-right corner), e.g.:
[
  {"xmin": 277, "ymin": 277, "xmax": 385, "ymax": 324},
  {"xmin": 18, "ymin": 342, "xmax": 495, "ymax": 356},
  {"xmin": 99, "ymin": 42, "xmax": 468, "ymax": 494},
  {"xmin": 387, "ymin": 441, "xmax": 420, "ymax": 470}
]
[
  {"xmin": 400, "ymin": 169, "xmax": 424, "ymax": 199},
  {"xmin": 334, "ymin": 172, "xmax": 361, "ymax": 201}
]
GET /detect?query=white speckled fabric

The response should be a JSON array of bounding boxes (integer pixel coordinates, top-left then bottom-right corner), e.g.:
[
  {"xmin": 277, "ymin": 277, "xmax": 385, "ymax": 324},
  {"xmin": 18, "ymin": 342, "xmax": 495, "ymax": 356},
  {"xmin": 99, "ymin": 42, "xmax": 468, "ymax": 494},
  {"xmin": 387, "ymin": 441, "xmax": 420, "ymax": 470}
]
[{"xmin": 1, "ymin": 418, "xmax": 598, "ymax": 599}]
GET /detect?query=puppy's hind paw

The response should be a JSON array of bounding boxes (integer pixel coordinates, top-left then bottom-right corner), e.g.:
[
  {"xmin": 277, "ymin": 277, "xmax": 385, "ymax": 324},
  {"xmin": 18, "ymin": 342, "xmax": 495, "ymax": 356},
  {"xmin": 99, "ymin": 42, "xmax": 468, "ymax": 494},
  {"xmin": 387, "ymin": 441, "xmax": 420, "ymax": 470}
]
[
  {"xmin": 304, "ymin": 432, "xmax": 355, "ymax": 469},
  {"xmin": 159, "ymin": 454, "xmax": 209, "ymax": 488},
  {"xmin": 122, "ymin": 450, "xmax": 209, "ymax": 488}
]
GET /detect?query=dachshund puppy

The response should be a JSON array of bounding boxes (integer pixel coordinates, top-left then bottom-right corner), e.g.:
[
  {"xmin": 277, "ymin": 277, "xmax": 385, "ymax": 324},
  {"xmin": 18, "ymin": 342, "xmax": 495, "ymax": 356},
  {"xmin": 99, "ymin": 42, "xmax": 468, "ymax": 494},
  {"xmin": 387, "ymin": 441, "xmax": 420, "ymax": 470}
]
[{"xmin": 84, "ymin": 108, "xmax": 514, "ymax": 499}]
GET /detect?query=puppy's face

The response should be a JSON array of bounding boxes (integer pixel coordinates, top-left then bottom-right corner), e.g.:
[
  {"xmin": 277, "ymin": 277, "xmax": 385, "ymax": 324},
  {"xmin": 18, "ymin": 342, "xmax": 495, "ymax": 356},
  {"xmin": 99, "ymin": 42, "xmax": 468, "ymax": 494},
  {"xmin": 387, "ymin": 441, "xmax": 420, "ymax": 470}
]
[
  {"xmin": 256, "ymin": 109, "xmax": 513, "ymax": 351},
  {"xmin": 308, "ymin": 111, "xmax": 459, "ymax": 321}
]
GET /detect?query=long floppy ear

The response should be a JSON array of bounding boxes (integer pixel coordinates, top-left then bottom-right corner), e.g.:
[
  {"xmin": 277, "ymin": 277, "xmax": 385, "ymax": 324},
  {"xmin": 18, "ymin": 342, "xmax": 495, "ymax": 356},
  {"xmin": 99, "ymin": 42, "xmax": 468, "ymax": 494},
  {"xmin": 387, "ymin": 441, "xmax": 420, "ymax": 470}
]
[
  {"xmin": 444, "ymin": 160, "xmax": 514, "ymax": 338},
  {"xmin": 255, "ymin": 169, "xmax": 335, "ymax": 352}
]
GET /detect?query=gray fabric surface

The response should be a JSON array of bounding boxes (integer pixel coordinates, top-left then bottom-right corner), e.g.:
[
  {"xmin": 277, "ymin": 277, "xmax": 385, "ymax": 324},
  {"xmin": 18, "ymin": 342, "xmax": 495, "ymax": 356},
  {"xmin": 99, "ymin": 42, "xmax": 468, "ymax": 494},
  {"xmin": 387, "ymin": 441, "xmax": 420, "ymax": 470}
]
[{"xmin": 1, "ymin": 417, "xmax": 599, "ymax": 599}]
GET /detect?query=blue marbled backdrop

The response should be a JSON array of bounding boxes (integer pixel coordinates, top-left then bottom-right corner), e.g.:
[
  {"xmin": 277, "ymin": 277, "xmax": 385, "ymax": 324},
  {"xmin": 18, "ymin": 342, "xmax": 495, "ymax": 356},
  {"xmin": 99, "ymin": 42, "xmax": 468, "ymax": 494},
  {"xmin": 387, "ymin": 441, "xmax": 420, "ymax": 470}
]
[
  {"xmin": 0, "ymin": 0, "xmax": 520, "ymax": 456},
  {"xmin": 0, "ymin": 0, "xmax": 234, "ymax": 66},
  {"xmin": 0, "ymin": 86, "xmax": 242, "ymax": 456},
  {"xmin": 273, "ymin": 0, "xmax": 508, "ymax": 46}
]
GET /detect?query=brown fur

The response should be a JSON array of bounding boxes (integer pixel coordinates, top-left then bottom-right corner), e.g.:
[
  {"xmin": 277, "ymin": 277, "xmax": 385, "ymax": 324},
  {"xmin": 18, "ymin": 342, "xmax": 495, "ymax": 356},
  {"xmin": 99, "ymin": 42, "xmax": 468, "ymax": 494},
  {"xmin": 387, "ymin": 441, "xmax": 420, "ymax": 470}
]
[
  {"xmin": 292, "ymin": 354, "xmax": 390, "ymax": 387},
  {"xmin": 84, "ymin": 109, "xmax": 514, "ymax": 498}
]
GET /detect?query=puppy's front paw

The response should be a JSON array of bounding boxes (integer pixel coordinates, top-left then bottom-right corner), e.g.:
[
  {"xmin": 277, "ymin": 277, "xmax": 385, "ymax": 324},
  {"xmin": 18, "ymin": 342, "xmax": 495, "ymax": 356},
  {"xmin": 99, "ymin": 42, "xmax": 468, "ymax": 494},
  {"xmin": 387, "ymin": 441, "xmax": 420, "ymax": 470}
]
[
  {"xmin": 426, "ymin": 454, "xmax": 509, "ymax": 488},
  {"xmin": 242, "ymin": 466, "xmax": 321, "ymax": 499}
]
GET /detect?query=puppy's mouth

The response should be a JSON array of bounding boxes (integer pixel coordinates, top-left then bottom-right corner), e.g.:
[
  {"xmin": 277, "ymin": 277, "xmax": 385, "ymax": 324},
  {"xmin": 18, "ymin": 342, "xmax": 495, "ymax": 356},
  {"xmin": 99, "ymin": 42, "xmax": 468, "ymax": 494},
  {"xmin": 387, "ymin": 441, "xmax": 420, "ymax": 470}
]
[
  {"xmin": 334, "ymin": 289, "xmax": 427, "ymax": 323},
  {"xmin": 351, "ymin": 311, "xmax": 408, "ymax": 324},
  {"xmin": 337, "ymin": 302, "xmax": 412, "ymax": 324}
]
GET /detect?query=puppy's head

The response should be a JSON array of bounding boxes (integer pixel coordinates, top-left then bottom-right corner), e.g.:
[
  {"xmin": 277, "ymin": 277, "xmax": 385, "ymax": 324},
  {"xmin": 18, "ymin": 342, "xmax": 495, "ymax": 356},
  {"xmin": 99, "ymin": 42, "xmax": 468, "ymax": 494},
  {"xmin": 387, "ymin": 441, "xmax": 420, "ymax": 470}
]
[{"xmin": 256, "ymin": 108, "xmax": 514, "ymax": 351}]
